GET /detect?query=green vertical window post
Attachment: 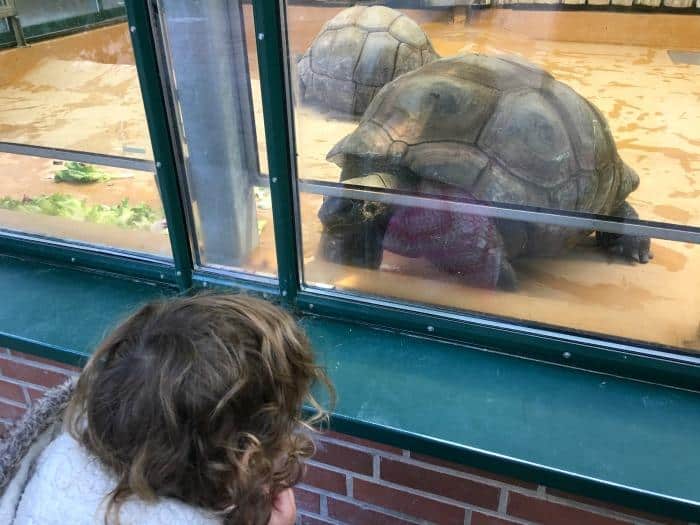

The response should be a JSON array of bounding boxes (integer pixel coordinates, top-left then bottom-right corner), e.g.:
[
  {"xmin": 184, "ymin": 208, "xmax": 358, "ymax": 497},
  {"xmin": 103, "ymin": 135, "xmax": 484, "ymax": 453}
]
[
  {"xmin": 124, "ymin": 0, "xmax": 192, "ymax": 290},
  {"xmin": 251, "ymin": 0, "xmax": 301, "ymax": 304}
]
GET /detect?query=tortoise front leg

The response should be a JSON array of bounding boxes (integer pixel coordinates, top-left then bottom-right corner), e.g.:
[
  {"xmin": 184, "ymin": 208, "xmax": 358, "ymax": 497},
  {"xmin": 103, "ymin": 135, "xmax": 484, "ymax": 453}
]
[{"xmin": 596, "ymin": 201, "xmax": 652, "ymax": 263}]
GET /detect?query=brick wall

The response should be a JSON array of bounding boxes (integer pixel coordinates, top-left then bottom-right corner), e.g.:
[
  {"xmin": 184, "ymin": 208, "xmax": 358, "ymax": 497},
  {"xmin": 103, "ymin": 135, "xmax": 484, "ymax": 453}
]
[
  {"xmin": 0, "ymin": 349, "xmax": 79, "ymax": 435},
  {"xmin": 298, "ymin": 432, "xmax": 690, "ymax": 525},
  {"xmin": 0, "ymin": 349, "xmax": 692, "ymax": 525}
]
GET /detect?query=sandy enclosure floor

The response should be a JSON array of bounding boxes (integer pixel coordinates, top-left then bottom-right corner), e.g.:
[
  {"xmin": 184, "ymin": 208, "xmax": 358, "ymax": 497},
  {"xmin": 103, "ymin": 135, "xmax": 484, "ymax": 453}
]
[
  {"xmin": 0, "ymin": 24, "xmax": 151, "ymax": 159},
  {"xmin": 1, "ymin": 9, "xmax": 699, "ymax": 351}
]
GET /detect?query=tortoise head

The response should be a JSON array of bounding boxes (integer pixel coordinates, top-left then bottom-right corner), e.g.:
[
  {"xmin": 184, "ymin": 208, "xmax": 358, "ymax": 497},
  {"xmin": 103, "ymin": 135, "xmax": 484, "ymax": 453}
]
[
  {"xmin": 616, "ymin": 162, "xmax": 640, "ymax": 207},
  {"xmin": 317, "ymin": 174, "xmax": 397, "ymax": 269}
]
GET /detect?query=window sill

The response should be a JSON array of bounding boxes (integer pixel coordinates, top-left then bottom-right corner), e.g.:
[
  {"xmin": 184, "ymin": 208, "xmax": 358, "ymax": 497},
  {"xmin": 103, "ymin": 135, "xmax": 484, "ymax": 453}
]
[
  {"xmin": 1, "ymin": 254, "xmax": 698, "ymax": 521},
  {"xmin": 0, "ymin": 254, "xmax": 172, "ymax": 363},
  {"xmin": 302, "ymin": 316, "xmax": 700, "ymax": 521}
]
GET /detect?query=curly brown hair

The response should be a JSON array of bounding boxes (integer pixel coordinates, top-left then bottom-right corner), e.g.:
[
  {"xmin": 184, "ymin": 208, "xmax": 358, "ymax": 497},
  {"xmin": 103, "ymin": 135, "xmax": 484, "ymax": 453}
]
[{"xmin": 66, "ymin": 293, "xmax": 334, "ymax": 524}]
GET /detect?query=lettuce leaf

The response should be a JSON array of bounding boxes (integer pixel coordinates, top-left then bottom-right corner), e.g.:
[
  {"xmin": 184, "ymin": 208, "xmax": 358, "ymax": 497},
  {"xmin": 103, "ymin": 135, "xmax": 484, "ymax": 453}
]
[
  {"xmin": 0, "ymin": 193, "xmax": 160, "ymax": 230},
  {"xmin": 54, "ymin": 162, "xmax": 111, "ymax": 184}
]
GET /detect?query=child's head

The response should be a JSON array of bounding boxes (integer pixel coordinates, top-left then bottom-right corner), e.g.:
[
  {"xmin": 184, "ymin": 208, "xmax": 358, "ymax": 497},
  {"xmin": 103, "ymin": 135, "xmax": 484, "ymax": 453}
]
[{"xmin": 66, "ymin": 293, "xmax": 333, "ymax": 525}]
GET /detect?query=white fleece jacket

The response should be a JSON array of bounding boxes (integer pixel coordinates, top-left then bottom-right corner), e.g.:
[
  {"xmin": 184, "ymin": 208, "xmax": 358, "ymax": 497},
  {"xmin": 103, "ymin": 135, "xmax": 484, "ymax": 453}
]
[{"xmin": 10, "ymin": 432, "xmax": 221, "ymax": 525}]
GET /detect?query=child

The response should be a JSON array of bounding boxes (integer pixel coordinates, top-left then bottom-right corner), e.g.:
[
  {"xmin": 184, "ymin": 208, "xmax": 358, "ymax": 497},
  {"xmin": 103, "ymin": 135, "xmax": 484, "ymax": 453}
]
[{"xmin": 10, "ymin": 294, "xmax": 333, "ymax": 524}]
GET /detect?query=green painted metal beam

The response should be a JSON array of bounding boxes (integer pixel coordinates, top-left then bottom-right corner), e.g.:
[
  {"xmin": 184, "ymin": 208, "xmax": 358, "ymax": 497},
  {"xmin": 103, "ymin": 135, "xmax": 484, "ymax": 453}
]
[
  {"xmin": 0, "ymin": 232, "xmax": 178, "ymax": 286},
  {"xmin": 251, "ymin": 0, "xmax": 301, "ymax": 304},
  {"xmin": 125, "ymin": 0, "xmax": 193, "ymax": 290},
  {"xmin": 296, "ymin": 290, "xmax": 700, "ymax": 392}
]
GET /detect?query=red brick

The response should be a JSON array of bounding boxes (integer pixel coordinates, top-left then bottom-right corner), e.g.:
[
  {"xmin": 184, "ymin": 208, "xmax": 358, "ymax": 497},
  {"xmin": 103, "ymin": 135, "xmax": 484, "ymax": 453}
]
[
  {"xmin": 302, "ymin": 464, "xmax": 346, "ymax": 495},
  {"xmin": 0, "ymin": 379, "xmax": 26, "ymax": 403},
  {"xmin": 410, "ymin": 453, "xmax": 537, "ymax": 490},
  {"xmin": 0, "ymin": 400, "xmax": 26, "ymax": 419},
  {"xmin": 380, "ymin": 457, "xmax": 500, "ymax": 509},
  {"xmin": 546, "ymin": 489, "xmax": 684, "ymax": 524},
  {"xmin": 294, "ymin": 487, "xmax": 321, "ymax": 515},
  {"xmin": 353, "ymin": 478, "xmax": 466, "ymax": 525},
  {"xmin": 508, "ymin": 493, "xmax": 632, "ymax": 525},
  {"xmin": 299, "ymin": 515, "xmax": 334, "ymax": 525},
  {"xmin": 472, "ymin": 512, "xmax": 521, "ymax": 525},
  {"xmin": 0, "ymin": 357, "xmax": 71, "ymax": 389},
  {"xmin": 313, "ymin": 440, "xmax": 373, "ymax": 475},
  {"xmin": 9, "ymin": 351, "xmax": 81, "ymax": 372},
  {"xmin": 327, "ymin": 498, "xmax": 417, "ymax": 525},
  {"xmin": 323, "ymin": 431, "xmax": 403, "ymax": 455}
]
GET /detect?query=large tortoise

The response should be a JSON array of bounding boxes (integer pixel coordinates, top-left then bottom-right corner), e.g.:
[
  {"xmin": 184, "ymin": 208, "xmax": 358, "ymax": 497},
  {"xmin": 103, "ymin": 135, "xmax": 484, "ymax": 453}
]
[
  {"xmin": 297, "ymin": 5, "xmax": 438, "ymax": 115},
  {"xmin": 317, "ymin": 54, "xmax": 651, "ymax": 289}
]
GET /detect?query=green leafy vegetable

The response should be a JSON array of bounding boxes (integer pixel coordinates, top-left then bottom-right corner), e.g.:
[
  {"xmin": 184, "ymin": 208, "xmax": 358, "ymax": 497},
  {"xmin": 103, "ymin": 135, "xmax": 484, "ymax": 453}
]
[
  {"xmin": 0, "ymin": 193, "xmax": 160, "ymax": 230},
  {"xmin": 54, "ymin": 162, "xmax": 112, "ymax": 184}
]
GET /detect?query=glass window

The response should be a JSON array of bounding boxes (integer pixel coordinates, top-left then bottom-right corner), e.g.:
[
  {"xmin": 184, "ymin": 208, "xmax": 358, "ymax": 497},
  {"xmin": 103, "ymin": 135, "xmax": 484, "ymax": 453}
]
[
  {"xmin": 152, "ymin": 0, "xmax": 276, "ymax": 277},
  {"xmin": 284, "ymin": 3, "xmax": 700, "ymax": 353},
  {"xmin": 0, "ymin": 12, "xmax": 150, "ymax": 160},
  {"xmin": 0, "ymin": 8, "xmax": 170, "ymax": 257}
]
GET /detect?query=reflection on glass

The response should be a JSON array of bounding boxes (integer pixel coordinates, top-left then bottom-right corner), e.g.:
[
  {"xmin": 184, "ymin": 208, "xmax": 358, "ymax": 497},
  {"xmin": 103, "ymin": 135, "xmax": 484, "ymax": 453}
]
[
  {"xmin": 155, "ymin": 0, "xmax": 276, "ymax": 276},
  {"xmin": 0, "ymin": 18, "xmax": 151, "ymax": 160},
  {"xmin": 288, "ymin": 4, "xmax": 700, "ymax": 352},
  {"xmin": 302, "ymin": 189, "xmax": 700, "ymax": 352},
  {"xmin": 102, "ymin": 1, "xmax": 126, "ymax": 10},
  {"xmin": 5, "ymin": 1, "xmax": 105, "ymax": 27},
  {"xmin": 0, "ymin": 153, "xmax": 170, "ymax": 256}
]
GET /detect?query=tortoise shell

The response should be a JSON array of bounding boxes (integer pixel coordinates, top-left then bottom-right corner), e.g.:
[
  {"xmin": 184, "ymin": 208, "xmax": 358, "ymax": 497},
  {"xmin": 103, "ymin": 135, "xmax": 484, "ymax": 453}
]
[
  {"xmin": 327, "ymin": 54, "xmax": 640, "ymax": 257},
  {"xmin": 297, "ymin": 5, "xmax": 439, "ymax": 115}
]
